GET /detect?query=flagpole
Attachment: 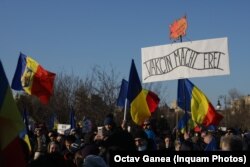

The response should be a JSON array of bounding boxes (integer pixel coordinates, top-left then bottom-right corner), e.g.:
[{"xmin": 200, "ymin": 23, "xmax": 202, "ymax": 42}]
[
  {"xmin": 176, "ymin": 109, "xmax": 178, "ymax": 140},
  {"xmin": 123, "ymin": 99, "xmax": 128, "ymax": 121},
  {"xmin": 182, "ymin": 79, "xmax": 189, "ymax": 133},
  {"xmin": 177, "ymin": 35, "xmax": 188, "ymax": 138},
  {"xmin": 180, "ymin": 35, "xmax": 188, "ymax": 133}
]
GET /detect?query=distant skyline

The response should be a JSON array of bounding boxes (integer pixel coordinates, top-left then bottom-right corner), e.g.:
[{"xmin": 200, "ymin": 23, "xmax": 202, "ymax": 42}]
[{"xmin": 1, "ymin": 0, "xmax": 250, "ymax": 107}]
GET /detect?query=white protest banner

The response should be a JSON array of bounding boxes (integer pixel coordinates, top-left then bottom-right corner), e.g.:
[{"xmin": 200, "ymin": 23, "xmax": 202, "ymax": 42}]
[
  {"xmin": 57, "ymin": 124, "xmax": 71, "ymax": 135},
  {"xmin": 141, "ymin": 37, "xmax": 230, "ymax": 83}
]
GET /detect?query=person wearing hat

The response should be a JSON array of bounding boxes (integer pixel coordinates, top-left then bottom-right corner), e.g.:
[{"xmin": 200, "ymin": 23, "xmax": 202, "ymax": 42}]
[
  {"xmin": 94, "ymin": 116, "xmax": 116, "ymax": 142},
  {"xmin": 133, "ymin": 129, "xmax": 155, "ymax": 151},
  {"xmin": 142, "ymin": 119, "xmax": 157, "ymax": 150},
  {"xmin": 143, "ymin": 119, "xmax": 156, "ymax": 139},
  {"xmin": 103, "ymin": 117, "xmax": 115, "ymax": 138}
]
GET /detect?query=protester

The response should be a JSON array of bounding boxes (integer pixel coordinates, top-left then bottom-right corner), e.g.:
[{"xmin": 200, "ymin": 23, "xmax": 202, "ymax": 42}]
[
  {"xmin": 48, "ymin": 130, "xmax": 58, "ymax": 142},
  {"xmin": 133, "ymin": 128, "xmax": 155, "ymax": 151},
  {"xmin": 203, "ymin": 131, "xmax": 218, "ymax": 151},
  {"xmin": 33, "ymin": 127, "xmax": 48, "ymax": 160},
  {"xmin": 47, "ymin": 141, "xmax": 61, "ymax": 154},
  {"xmin": 163, "ymin": 134, "xmax": 175, "ymax": 151},
  {"xmin": 220, "ymin": 135, "xmax": 243, "ymax": 151}
]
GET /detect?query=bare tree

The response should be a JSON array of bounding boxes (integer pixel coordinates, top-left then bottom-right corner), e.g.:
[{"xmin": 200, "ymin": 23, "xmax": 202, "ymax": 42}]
[
  {"xmin": 228, "ymin": 88, "xmax": 242, "ymax": 101},
  {"xmin": 49, "ymin": 72, "xmax": 82, "ymax": 123},
  {"xmin": 14, "ymin": 65, "xmax": 173, "ymax": 130},
  {"xmin": 91, "ymin": 65, "xmax": 121, "ymax": 106},
  {"xmin": 225, "ymin": 88, "xmax": 250, "ymax": 130}
]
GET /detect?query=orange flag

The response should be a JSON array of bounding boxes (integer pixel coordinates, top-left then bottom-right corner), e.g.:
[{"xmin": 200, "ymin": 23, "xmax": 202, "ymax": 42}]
[{"xmin": 169, "ymin": 16, "xmax": 188, "ymax": 40}]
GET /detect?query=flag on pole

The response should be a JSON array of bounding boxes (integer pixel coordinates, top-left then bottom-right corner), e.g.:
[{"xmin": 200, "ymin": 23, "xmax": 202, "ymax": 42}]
[
  {"xmin": 177, "ymin": 79, "xmax": 223, "ymax": 127},
  {"xmin": 177, "ymin": 112, "xmax": 201, "ymax": 133},
  {"xmin": 19, "ymin": 110, "xmax": 32, "ymax": 152},
  {"xmin": 117, "ymin": 79, "xmax": 128, "ymax": 107},
  {"xmin": 22, "ymin": 110, "xmax": 29, "ymax": 131},
  {"xmin": 169, "ymin": 15, "xmax": 188, "ymax": 40},
  {"xmin": 48, "ymin": 113, "xmax": 58, "ymax": 130},
  {"xmin": 127, "ymin": 59, "xmax": 160, "ymax": 125},
  {"xmin": 70, "ymin": 109, "xmax": 76, "ymax": 130},
  {"xmin": 11, "ymin": 53, "xmax": 56, "ymax": 104},
  {"xmin": 177, "ymin": 112, "xmax": 190, "ymax": 133},
  {"xmin": 0, "ymin": 60, "xmax": 27, "ymax": 167}
]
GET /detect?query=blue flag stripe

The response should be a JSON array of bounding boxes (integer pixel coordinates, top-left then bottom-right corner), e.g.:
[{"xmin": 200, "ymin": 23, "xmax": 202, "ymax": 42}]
[
  {"xmin": 11, "ymin": 53, "xmax": 27, "ymax": 90},
  {"xmin": 0, "ymin": 60, "xmax": 9, "ymax": 109},
  {"xmin": 117, "ymin": 79, "xmax": 128, "ymax": 107},
  {"xmin": 177, "ymin": 79, "xmax": 193, "ymax": 112},
  {"xmin": 127, "ymin": 59, "xmax": 142, "ymax": 102}
]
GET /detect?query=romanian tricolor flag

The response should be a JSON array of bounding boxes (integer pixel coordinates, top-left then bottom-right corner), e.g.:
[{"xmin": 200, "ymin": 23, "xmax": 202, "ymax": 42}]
[
  {"xmin": 0, "ymin": 61, "xmax": 27, "ymax": 167},
  {"xmin": 177, "ymin": 79, "xmax": 223, "ymax": 127},
  {"xmin": 178, "ymin": 112, "xmax": 201, "ymax": 134},
  {"xmin": 127, "ymin": 60, "xmax": 160, "ymax": 125},
  {"xmin": 11, "ymin": 53, "xmax": 56, "ymax": 104}
]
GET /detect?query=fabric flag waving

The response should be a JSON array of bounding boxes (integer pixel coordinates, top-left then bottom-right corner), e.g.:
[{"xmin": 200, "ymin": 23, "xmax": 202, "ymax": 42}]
[
  {"xmin": 177, "ymin": 79, "xmax": 223, "ymax": 127},
  {"xmin": 178, "ymin": 112, "xmax": 201, "ymax": 134},
  {"xmin": 169, "ymin": 15, "xmax": 188, "ymax": 40},
  {"xmin": 11, "ymin": 53, "xmax": 56, "ymax": 104},
  {"xmin": 127, "ymin": 59, "xmax": 160, "ymax": 125},
  {"xmin": 117, "ymin": 79, "xmax": 128, "ymax": 107},
  {"xmin": 0, "ymin": 60, "xmax": 27, "ymax": 167}
]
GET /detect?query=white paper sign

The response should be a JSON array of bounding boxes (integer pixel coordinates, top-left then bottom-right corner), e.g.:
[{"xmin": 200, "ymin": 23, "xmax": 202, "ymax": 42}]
[
  {"xmin": 57, "ymin": 124, "xmax": 71, "ymax": 135},
  {"xmin": 141, "ymin": 37, "xmax": 230, "ymax": 83}
]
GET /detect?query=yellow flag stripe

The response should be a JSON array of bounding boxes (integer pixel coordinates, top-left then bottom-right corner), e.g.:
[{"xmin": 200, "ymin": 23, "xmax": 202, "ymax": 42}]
[
  {"xmin": 130, "ymin": 91, "xmax": 151, "ymax": 125},
  {"xmin": 21, "ymin": 56, "xmax": 39, "ymax": 94},
  {"xmin": 191, "ymin": 86, "xmax": 209, "ymax": 124}
]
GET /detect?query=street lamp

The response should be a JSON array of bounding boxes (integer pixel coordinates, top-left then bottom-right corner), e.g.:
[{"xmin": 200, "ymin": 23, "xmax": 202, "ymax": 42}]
[
  {"xmin": 218, "ymin": 95, "xmax": 228, "ymax": 128},
  {"xmin": 216, "ymin": 99, "xmax": 221, "ymax": 110},
  {"xmin": 218, "ymin": 95, "xmax": 227, "ymax": 110}
]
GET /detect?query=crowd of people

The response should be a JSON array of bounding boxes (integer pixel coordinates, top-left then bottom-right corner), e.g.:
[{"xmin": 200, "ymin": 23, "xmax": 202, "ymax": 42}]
[{"xmin": 22, "ymin": 114, "xmax": 250, "ymax": 167}]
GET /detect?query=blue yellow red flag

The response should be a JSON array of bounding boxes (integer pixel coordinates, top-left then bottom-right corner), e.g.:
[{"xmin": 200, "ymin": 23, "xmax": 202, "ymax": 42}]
[
  {"xmin": 0, "ymin": 60, "xmax": 27, "ymax": 167},
  {"xmin": 177, "ymin": 79, "xmax": 223, "ymax": 126},
  {"xmin": 11, "ymin": 53, "xmax": 56, "ymax": 104},
  {"xmin": 127, "ymin": 60, "xmax": 160, "ymax": 125}
]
